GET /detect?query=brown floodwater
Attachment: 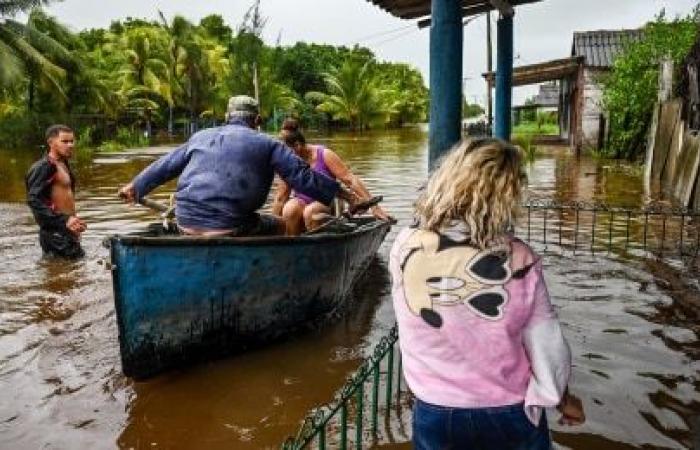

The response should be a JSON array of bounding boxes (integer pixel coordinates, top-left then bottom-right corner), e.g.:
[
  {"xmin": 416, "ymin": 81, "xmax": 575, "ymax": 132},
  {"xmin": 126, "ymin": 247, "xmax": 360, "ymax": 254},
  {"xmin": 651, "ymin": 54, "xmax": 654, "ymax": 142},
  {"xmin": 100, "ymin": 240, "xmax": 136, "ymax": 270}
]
[{"xmin": 0, "ymin": 127, "xmax": 698, "ymax": 449}]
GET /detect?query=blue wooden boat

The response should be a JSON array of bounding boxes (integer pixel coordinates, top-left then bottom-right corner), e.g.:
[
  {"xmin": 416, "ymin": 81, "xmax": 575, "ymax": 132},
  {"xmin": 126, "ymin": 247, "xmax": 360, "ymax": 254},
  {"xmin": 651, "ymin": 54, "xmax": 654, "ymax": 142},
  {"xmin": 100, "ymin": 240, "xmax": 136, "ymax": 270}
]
[{"xmin": 108, "ymin": 217, "xmax": 390, "ymax": 379}]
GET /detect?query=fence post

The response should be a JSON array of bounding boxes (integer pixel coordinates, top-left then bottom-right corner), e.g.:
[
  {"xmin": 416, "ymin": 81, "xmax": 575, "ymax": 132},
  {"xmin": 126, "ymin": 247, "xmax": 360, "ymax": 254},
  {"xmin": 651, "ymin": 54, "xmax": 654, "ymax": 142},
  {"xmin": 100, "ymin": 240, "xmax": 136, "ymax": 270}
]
[{"xmin": 659, "ymin": 56, "xmax": 674, "ymax": 103}]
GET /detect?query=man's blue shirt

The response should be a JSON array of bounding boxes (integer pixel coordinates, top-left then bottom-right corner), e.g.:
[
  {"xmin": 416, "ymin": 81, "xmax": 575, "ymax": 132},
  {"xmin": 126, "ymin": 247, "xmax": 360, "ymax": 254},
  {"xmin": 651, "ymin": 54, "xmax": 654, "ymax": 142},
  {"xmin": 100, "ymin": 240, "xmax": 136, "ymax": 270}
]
[{"xmin": 131, "ymin": 121, "xmax": 339, "ymax": 230}]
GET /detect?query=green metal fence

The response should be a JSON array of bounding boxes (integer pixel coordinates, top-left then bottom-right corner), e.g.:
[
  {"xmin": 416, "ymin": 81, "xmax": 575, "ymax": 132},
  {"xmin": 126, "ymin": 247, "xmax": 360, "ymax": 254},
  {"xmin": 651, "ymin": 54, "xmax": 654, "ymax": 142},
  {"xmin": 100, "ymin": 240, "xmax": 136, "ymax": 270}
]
[
  {"xmin": 280, "ymin": 326, "xmax": 408, "ymax": 450},
  {"xmin": 280, "ymin": 201, "xmax": 700, "ymax": 449}
]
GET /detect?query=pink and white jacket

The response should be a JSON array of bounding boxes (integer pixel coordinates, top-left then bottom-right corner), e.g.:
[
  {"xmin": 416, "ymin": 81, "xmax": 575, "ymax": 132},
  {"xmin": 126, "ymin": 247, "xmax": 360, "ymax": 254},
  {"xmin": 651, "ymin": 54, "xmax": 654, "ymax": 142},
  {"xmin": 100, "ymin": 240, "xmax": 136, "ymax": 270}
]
[{"xmin": 390, "ymin": 225, "xmax": 571, "ymax": 424}]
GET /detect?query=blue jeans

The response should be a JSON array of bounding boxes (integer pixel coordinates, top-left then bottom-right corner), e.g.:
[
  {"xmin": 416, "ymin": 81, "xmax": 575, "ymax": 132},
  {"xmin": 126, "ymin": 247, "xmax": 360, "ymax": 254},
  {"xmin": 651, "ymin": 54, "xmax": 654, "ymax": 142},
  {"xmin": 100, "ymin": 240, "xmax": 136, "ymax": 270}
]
[{"xmin": 412, "ymin": 399, "xmax": 552, "ymax": 450}]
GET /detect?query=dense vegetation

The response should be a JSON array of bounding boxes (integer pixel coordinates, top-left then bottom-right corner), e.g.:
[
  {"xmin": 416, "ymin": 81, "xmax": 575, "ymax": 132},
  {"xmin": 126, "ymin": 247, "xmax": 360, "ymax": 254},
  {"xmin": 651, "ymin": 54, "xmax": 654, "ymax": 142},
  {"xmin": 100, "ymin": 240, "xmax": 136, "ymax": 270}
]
[
  {"xmin": 0, "ymin": 0, "xmax": 429, "ymax": 149},
  {"xmin": 602, "ymin": 7, "xmax": 699, "ymax": 159},
  {"xmin": 462, "ymin": 100, "xmax": 484, "ymax": 119}
]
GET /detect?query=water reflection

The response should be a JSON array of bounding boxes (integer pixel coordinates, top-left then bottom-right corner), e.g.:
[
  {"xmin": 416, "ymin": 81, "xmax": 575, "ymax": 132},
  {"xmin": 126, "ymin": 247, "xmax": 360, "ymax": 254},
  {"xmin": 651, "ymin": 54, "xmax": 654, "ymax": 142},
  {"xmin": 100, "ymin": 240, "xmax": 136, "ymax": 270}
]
[{"xmin": 0, "ymin": 128, "xmax": 698, "ymax": 449}]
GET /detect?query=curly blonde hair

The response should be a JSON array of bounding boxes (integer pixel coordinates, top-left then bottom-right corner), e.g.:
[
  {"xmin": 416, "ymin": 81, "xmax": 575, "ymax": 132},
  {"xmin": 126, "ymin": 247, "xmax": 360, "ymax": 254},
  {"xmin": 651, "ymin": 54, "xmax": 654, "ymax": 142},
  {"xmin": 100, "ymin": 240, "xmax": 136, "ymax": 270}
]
[{"xmin": 415, "ymin": 138, "xmax": 525, "ymax": 249}]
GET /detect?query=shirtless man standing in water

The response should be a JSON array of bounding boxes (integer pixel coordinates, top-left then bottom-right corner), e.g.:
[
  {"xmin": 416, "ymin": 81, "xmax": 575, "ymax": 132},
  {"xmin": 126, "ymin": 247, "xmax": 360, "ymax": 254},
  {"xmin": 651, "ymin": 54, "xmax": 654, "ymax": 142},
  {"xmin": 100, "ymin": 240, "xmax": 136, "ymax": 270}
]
[{"xmin": 26, "ymin": 125, "xmax": 86, "ymax": 258}]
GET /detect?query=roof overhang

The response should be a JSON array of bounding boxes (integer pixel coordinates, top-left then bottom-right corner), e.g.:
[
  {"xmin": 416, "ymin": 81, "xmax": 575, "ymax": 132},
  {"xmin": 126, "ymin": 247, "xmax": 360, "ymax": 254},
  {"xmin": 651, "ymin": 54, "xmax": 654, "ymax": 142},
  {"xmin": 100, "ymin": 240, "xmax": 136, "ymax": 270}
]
[
  {"xmin": 367, "ymin": 0, "xmax": 542, "ymax": 21},
  {"xmin": 512, "ymin": 103, "xmax": 557, "ymax": 110},
  {"xmin": 483, "ymin": 56, "xmax": 584, "ymax": 87}
]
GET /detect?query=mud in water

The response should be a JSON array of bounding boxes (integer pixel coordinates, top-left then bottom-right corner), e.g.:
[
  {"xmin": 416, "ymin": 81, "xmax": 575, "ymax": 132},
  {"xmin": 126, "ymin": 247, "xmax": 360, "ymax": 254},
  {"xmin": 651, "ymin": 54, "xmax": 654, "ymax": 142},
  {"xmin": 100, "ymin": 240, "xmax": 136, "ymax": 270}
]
[{"xmin": 0, "ymin": 129, "xmax": 698, "ymax": 449}]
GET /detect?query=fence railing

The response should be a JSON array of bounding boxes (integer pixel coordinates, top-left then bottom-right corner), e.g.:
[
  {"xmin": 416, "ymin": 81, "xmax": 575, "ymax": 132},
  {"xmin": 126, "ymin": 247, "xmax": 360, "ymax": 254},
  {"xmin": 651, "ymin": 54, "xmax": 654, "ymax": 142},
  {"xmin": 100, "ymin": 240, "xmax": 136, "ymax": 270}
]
[
  {"xmin": 280, "ymin": 201, "xmax": 700, "ymax": 449},
  {"xmin": 280, "ymin": 326, "xmax": 405, "ymax": 450},
  {"xmin": 518, "ymin": 200, "xmax": 700, "ymax": 271}
]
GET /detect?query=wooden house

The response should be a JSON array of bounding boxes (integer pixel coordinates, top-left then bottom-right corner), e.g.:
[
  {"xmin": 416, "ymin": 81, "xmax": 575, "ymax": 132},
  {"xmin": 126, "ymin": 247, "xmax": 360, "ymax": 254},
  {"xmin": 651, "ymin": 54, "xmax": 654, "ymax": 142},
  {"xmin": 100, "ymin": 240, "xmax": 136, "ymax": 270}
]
[
  {"xmin": 564, "ymin": 29, "xmax": 643, "ymax": 151},
  {"xmin": 484, "ymin": 28, "xmax": 642, "ymax": 151}
]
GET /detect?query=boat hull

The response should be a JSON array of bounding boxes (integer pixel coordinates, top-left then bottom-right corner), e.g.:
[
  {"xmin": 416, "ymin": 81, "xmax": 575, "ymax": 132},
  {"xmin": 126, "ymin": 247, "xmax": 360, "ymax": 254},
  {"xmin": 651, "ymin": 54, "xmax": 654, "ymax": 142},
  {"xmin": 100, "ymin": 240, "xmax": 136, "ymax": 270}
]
[{"xmin": 109, "ymin": 218, "xmax": 390, "ymax": 379}]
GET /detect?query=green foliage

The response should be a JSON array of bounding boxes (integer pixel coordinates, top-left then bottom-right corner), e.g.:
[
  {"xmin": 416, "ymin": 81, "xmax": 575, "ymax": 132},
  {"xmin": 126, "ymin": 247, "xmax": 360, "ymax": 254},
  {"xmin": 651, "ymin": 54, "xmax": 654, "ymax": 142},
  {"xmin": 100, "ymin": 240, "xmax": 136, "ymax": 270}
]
[
  {"xmin": 375, "ymin": 62, "xmax": 428, "ymax": 126},
  {"xmin": 511, "ymin": 134, "xmax": 538, "ymax": 163},
  {"xmin": 0, "ymin": 7, "xmax": 74, "ymax": 107},
  {"xmin": 0, "ymin": 107, "xmax": 34, "ymax": 147},
  {"xmin": 513, "ymin": 121, "xmax": 559, "ymax": 136},
  {"xmin": 462, "ymin": 100, "xmax": 484, "ymax": 119},
  {"xmin": 306, "ymin": 58, "xmax": 393, "ymax": 131},
  {"xmin": 0, "ymin": 1, "xmax": 429, "ymax": 146},
  {"xmin": 537, "ymin": 111, "xmax": 557, "ymax": 126},
  {"xmin": 97, "ymin": 126, "xmax": 149, "ymax": 152},
  {"xmin": 75, "ymin": 124, "xmax": 95, "ymax": 148},
  {"xmin": 0, "ymin": 0, "xmax": 54, "ymax": 16},
  {"xmin": 602, "ymin": 8, "xmax": 699, "ymax": 159},
  {"xmin": 96, "ymin": 140, "xmax": 124, "ymax": 152},
  {"xmin": 116, "ymin": 126, "xmax": 149, "ymax": 147}
]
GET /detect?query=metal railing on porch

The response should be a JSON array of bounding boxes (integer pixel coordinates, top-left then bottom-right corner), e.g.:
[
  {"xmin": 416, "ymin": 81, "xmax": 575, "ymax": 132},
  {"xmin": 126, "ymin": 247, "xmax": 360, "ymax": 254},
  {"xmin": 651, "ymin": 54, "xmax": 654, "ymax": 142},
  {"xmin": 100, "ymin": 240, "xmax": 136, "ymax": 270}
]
[{"xmin": 280, "ymin": 201, "xmax": 700, "ymax": 449}]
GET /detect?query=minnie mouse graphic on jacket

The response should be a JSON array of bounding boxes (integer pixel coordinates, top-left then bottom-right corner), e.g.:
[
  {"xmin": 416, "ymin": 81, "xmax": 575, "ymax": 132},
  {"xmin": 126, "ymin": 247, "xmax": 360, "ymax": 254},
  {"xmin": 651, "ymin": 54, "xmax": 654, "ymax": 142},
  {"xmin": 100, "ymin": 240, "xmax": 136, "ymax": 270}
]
[{"xmin": 391, "ymin": 220, "xmax": 572, "ymax": 426}]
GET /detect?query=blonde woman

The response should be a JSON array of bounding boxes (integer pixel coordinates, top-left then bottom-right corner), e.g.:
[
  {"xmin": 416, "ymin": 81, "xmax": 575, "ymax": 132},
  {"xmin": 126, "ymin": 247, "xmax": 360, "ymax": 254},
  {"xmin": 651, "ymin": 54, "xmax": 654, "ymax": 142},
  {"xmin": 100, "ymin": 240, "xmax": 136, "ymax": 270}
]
[{"xmin": 390, "ymin": 138, "xmax": 584, "ymax": 449}]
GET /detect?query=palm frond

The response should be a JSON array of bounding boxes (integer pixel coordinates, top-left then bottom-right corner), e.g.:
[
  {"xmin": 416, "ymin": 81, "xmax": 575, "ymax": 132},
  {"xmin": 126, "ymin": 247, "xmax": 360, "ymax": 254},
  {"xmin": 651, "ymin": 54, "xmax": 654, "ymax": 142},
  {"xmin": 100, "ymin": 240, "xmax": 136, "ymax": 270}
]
[
  {"xmin": 27, "ymin": 9, "xmax": 81, "ymax": 50},
  {"xmin": 6, "ymin": 19, "xmax": 76, "ymax": 69},
  {"xmin": 0, "ymin": 0, "xmax": 54, "ymax": 17},
  {"xmin": 304, "ymin": 91, "xmax": 326, "ymax": 104},
  {"xmin": 0, "ymin": 22, "xmax": 64, "ymax": 80},
  {"xmin": 0, "ymin": 39, "xmax": 24, "ymax": 86}
]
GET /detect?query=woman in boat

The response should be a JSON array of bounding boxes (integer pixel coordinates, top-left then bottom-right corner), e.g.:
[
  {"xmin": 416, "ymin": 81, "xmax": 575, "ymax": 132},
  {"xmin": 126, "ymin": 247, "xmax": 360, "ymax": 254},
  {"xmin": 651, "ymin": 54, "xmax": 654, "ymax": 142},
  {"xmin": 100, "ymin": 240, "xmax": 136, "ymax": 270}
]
[
  {"xmin": 272, "ymin": 118, "xmax": 391, "ymax": 235},
  {"xmin": 390, "ymin": 138, "xmax": 585, "ymax": 449}
]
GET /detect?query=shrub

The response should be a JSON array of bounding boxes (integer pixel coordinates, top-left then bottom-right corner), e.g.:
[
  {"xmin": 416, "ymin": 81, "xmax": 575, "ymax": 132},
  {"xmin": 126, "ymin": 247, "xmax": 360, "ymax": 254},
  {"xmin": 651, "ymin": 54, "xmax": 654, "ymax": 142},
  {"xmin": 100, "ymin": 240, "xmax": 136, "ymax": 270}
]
[
  {"xmin": 602, "ymin": 9, "xmax": 698, "ymax": 159},
  {"xmin": 512, "ymin": 134, "xmax": 538, "ymax": 163}
]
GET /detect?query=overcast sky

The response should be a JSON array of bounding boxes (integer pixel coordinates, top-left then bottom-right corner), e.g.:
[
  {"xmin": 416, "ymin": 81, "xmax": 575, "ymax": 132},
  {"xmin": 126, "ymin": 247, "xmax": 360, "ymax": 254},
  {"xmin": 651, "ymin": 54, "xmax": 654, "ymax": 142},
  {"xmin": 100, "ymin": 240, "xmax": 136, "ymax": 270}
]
[{"xmin": 32, "ymin": 0, "xmax": 700, "ymax": 104}]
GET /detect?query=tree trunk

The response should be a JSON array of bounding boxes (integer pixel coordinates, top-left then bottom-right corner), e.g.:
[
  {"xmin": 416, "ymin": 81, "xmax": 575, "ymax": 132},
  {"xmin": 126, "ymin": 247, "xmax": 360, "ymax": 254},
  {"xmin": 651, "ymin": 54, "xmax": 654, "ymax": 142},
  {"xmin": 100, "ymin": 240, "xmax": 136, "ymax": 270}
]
[
  {"xmin": 188, "ymin": 75, "xmax": 195, "ymax": 134},
  {"xmin": 28, "ymin": 78, "xmax": 35, "ymax": 111},
  {"xmin": 168, "ymin": 105, "xmax": 174, "ymax": 136},
  {"xmin": 146, "ymin": 108, "xmax": 152, "ymax": 139}
]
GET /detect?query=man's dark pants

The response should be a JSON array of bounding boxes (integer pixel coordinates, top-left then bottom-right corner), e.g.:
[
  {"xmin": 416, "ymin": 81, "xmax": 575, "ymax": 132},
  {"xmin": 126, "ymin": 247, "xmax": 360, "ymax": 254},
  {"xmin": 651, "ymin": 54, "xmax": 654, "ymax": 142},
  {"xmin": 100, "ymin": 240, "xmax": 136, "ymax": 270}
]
[{"xmin": 39, "ymin": 228, "xmax": 84, "ymax": 259}]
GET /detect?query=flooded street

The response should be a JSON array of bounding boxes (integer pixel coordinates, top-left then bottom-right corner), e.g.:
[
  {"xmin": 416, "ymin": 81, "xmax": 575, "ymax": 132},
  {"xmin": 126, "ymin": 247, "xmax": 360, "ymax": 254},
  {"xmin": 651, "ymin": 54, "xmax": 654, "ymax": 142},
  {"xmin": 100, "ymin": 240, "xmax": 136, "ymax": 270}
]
[{"xmin": 1, "ymin": 127, "xmax": 699, "ymax": 449}]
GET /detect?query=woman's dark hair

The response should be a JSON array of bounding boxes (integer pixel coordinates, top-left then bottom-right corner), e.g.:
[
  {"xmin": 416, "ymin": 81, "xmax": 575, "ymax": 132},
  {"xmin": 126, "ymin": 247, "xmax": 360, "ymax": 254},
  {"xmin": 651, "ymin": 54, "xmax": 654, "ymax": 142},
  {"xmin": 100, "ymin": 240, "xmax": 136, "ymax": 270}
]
[{"xmin": 281, "ymin": 118, "xmax": 305, "ymax": 147}]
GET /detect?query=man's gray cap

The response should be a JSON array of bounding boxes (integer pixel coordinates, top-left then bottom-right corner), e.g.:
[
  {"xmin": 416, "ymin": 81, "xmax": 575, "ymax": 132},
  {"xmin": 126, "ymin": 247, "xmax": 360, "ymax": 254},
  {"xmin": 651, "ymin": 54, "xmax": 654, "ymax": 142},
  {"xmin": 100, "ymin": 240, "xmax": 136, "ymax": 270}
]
[{"xmin": 227, "ymin": 95, "xmax": 259, "ymax": 119}]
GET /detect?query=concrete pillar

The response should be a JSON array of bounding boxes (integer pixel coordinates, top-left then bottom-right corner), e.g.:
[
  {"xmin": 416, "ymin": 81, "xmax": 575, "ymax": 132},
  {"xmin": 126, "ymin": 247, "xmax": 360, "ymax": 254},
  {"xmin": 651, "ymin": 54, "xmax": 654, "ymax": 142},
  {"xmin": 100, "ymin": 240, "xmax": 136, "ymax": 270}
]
[
  {"xmin": 494, "ymin": 14, "xmax": 514, "ymax": 141},
  {"xmin": 428, "ymin": 0, "xmax": 463, "ymax": 169}
]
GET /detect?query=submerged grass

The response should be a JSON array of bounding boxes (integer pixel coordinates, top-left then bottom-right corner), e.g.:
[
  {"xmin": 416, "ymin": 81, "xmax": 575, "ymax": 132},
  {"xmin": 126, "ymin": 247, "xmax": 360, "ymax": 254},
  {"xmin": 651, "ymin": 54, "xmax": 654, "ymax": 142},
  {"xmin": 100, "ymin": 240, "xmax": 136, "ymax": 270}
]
[
  {"xmin": 513, "ymin": 121, "xmax": 559, "ymax": 136},
  {"xmin": 511, "ymin": 134, "xmax": 538, "ymax": 163}
]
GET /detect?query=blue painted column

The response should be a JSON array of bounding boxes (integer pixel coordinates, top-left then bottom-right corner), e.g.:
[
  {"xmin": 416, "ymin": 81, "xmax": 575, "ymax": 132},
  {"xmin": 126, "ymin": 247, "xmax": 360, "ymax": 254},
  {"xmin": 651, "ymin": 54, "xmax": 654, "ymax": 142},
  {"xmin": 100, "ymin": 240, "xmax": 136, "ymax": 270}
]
[
  {"xmin": 428, "ymin": 0, "xmax": 463, "ymax": 169},
  {"xmin": 494, "ymin": 14, "xmax": 514, "ymax": 141}
]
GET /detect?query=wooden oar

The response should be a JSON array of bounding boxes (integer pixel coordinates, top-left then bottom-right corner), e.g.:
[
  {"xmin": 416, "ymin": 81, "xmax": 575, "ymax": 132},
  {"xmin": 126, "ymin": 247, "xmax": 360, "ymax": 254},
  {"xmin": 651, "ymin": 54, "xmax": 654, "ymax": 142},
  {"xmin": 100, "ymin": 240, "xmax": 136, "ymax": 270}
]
[
  {"xmin": 138, "ymin": 196, "xmax": 171, "ymax": 214},
  {"xmin": 117, "ymin": 191, "xmax": 173, "ymax": 215},
  {"xmin": 119, "ymin": 193, "xmax": 176, "ymax": 230}
]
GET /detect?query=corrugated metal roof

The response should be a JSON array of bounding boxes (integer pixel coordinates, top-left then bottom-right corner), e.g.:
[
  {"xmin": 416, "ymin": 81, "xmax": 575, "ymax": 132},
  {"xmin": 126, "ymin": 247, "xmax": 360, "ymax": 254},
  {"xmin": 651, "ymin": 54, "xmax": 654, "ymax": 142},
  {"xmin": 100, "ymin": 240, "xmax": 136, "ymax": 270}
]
[
  {"xmin": 572, "ymin": 29, "xmax": 643, "ymax": 68},
  {"xmin": 483, "ymin": 56, "xmax": 583, "ymax": 87},
  {"xmin": 533, "ymin": 82, "xmax": 559, "ymax": 107},
  {"xmin": 366, "ymin": 0, "xmax": 542, "ymax": 20}
]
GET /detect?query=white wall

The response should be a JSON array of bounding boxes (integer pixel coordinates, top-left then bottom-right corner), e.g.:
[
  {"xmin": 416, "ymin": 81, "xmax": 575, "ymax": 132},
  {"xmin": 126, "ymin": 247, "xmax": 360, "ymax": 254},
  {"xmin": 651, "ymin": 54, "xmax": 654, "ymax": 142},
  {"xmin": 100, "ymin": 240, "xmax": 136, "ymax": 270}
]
[{"xmin": 580, "ymin": 68, "xmax": 607, "ymax": 149}]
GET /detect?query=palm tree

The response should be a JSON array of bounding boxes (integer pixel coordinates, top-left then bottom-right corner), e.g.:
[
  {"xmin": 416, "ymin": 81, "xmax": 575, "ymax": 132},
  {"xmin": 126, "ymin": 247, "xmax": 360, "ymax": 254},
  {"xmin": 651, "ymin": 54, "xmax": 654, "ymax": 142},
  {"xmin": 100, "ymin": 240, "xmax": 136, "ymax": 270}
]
[
  {"xmin": 0, "ymin": 3, "xmax": 77, "ymax": 108},
  {"xmin": 158, "ymin": 12, "xmax": 190, "ymax": 135},
  {"xmin": 195, "ymin": 32, "xmax": 231, "ymax": 123},
  {"xmin": 158, "ymin": 13, "xmax": 229, "ymax": 133},
  {"xmin": 115, "ymin": 26, "xmax": 171, "ymax": 137},
  {"xmin": 378, "ymin": 63, "xmax": 428, "ymax": 126},
  {"xmin": 306, "ymin": 58, "xmax": 392, "ymax": 131}
]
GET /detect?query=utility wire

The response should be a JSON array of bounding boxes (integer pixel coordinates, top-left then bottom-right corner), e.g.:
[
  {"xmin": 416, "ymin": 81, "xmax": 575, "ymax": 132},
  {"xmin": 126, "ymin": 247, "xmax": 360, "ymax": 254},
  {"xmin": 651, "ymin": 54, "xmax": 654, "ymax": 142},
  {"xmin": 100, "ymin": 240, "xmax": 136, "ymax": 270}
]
[
  {"xmin": 350, "ymin": 23, "xmax": 415, "ymax": 45},
  {"xmin": 372, "ymin": 27, "xmax": 419, "ymax": 48}
]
